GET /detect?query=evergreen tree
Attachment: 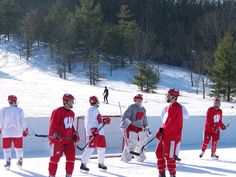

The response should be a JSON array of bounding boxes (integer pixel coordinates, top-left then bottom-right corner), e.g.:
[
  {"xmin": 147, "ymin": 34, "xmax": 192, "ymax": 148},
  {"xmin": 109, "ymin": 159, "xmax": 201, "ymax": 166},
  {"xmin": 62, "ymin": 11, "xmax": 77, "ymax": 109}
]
[
  {"xmin": 73, "ymin": 0, "xmax": 104, "ymax": 85},
  {"xmin": 117, "ymin": 5, "xmax": 138, "ymax": 67},
  {"xmin": 0, "ymin": 0, "xmax": 20, "ymax": 40},
  {"xmin": 133, "ymin": 65, "xmax": 159, "ymax": 93},
  {"xmin": 209, "ymin": 32, "xmax": 236, "ymax": 101}
]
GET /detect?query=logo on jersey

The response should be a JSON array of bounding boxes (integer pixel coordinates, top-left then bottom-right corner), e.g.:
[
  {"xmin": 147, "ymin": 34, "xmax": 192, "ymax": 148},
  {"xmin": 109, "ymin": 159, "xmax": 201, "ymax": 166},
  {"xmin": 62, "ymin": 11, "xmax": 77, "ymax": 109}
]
[
  {"xmin": 64, "ymin": 117, "xmax": 73, "ymax": 129},
  {"xmin": 213, "ymin": 114, "xmax": 220, "ymax": 123}
]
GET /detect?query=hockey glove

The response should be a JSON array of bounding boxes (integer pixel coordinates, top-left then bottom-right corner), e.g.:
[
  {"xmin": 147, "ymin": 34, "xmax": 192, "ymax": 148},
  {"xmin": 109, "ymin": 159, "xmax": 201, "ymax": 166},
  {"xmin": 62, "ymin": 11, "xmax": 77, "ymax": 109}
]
[
  {"xmin": 52, "ymin": 132, "xmax": 62, "ymax": 143},
  {"xmin": 103, "ymin": 117, "xmax": 111, "ymax": 125},
  {"xmin": 155, "ymin": 128, "xmax": 163, "ymax": 140},
  {"xmin": 221, "ymin": 124, "xmax": 226, "ymax": 130},
  {"xmin": 73, "ymin": 131, "xmax": 80, "ymax": 142},
  {"xmin": 23, "ymin": 128, "xmax": 29, "ymax": 137},
  {"xmin": 144, "ymin": 126, "xmax": 152, "ymax": 137},
  {"xmin": 90, "ymin": 128, "xmax": 99, "ymax": 136}
]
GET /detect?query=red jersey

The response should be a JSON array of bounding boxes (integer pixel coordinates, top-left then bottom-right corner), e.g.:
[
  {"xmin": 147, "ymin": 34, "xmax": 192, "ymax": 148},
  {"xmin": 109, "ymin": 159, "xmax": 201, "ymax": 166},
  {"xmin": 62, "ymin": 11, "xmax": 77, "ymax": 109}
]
[
  {"xmin": 161, "ymin": 102, "xmax": 183, "ymax": 141},
  {"xmin": 49, "ymin": 106, "xmax": 75, "ymax": 143},
  {"xmin": 204, "ymin": 107, "xmax": 224, "ymax": 134}
]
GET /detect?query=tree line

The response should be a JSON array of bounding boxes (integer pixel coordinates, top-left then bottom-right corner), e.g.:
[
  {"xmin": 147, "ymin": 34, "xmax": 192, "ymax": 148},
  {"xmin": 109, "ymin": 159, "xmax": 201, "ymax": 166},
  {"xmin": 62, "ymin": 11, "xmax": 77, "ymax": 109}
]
[{"xmin": 0, "ymin": 0, "xmax": 236, "ymax": 101}]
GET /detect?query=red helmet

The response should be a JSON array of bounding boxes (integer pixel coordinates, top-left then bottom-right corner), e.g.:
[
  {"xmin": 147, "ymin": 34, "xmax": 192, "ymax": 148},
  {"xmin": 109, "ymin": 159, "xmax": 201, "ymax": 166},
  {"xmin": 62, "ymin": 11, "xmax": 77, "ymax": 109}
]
[
  {"xmin": 133, "ymin": 94, "xmax": 143, "ymax": 102},
  {"xmin": 63, "ymin": 93, "xmax": 74, "ymax": 102},
  {"xmin": 8, "ymin": 95, "xmax": 17, "ymax": 105},
  {"xmin": 168, "ymin": 89, "xmax": 179, "ymax": 97},
  {"xmin": 89, "ymin": 96, "xmax": 99, "ymax": 105},
  {"xmin": 214, "ymin": 98, "xmax": 221, "ymax": 108}
]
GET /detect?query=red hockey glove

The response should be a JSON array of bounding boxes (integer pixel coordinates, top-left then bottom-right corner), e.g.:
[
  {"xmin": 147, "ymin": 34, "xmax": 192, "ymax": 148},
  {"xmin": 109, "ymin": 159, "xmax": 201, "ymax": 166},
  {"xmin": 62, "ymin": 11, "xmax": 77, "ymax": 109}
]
[
  {"xmin": 103, "ymin": 117, "xmax": 111, "ymax": 125},
  {"xmin": 155, "ymin": 128, "xmax": 163, "ymax": 140},
  {"xmin": 23, "ymin": 128, "xmax": 29, "ymax": 137},
  {"xmin": 221, "ymin": 124, "xmax": 226, "ymax": 130},
  {"xmin": 73, "ymin": 131, "xmax": 80, "ymax": 142},
  {"xmin": 90, "ymin": 128, "xmax": 99, "ymax": 136},
  {"xmin": 51, "ymin": 132, "xmax": 62, "ymax": 143}
]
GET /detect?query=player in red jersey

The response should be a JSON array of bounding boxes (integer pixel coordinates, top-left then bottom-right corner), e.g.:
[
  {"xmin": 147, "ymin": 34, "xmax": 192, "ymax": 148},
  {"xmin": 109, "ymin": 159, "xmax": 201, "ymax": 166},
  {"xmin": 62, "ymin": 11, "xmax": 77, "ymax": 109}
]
[
  {"xmin": 199, "ymin": 98, "xmax": 226, "ymax": 159},
  {"xmin": 155, "ymin": 89, "xmax": 187, "ymax": 177},
  {"xmin": 48, "ymin": 94, "xmax": 80, "ymax": 177}
]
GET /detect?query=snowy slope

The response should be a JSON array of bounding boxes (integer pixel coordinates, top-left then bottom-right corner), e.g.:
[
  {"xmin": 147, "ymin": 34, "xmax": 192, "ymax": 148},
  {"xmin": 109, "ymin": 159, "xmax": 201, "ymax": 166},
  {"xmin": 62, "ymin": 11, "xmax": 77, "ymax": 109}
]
[{"xmin": 0, "ymin": 41, "xmax": 235, "ymax": 118}]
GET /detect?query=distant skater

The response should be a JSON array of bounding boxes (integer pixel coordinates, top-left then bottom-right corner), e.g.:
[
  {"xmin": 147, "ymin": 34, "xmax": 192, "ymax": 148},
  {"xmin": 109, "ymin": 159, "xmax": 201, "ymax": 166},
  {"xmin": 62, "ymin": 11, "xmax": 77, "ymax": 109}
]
[{"xmin": 103, "ymin": 86, "xmax": 109, "ymax": 104}]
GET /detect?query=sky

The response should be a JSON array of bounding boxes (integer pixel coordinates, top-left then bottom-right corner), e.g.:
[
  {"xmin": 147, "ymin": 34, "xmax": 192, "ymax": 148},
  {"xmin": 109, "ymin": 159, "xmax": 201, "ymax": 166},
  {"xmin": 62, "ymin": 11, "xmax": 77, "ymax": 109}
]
[{"xmin": 0, "ymin": 41, "xmax": 236, "ymax": 177}]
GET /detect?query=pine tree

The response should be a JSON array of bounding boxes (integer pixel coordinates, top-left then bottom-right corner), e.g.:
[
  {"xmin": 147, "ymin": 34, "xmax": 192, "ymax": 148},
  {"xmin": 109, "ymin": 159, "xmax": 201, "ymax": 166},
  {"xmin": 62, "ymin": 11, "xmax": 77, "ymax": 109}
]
[
  {"xmin": 209, "ymin": 32, "xmax": 236, "ymax": 101},
  {"xmin": 73, "ymin": 0, "xmax": 104, "ymax": 85},
  {"xmin": 133, "ymin": 65, "xmax": 159, "ymax": 93}
]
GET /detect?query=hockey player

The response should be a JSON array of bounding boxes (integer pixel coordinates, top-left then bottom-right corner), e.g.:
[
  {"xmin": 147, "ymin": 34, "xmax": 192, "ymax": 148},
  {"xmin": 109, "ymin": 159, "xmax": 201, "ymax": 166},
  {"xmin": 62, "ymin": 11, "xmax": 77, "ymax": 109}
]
[
  {"xmin": 48, "ymin": 93, "xmax": 80, "ymax": 177},
  {"xmin": 80, "ymin": 96, "xmax": 111, "ymax": 172},
  {"xmin": 199, "ymin": 98, "xmax": 226, "ymax": 159},
  {"xmin": 155, "ymin": 89, "xmax": 187, "ymax": 177},
  {"xmin": 120, "ymin": 94, "xmax": 150, "ymax": 163},
  {"xmin": 0, "ymin": 95, "xmax": 28, "ymax": 170}
]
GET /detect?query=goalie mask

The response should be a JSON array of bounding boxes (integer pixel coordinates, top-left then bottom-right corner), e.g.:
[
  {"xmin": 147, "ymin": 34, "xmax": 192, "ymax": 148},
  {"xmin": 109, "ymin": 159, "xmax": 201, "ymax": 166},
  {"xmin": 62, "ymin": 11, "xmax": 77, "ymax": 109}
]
[
  {"xmin": 8, "ymin": 95, "xmax": 18, "ymax": 106},
  {"xmin": 133, "ymin": 94, "xmax": 143, "ymax": 105},
  {"xmin": 63, "ymin": 93, "xmax": 75, "ymax": 109},
  {"xmin": 214, "ymin": 98, "xmax": 221, "ymax": 108}
]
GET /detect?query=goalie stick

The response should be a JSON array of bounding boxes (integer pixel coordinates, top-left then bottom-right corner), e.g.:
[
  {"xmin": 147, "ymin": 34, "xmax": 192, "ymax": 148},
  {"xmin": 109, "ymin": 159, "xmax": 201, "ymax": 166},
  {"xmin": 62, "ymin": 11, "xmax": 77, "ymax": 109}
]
[
  {"xmin": 130, "ymin": 136, "xmax": 156, "ymax": 156},
  {"xmin": 77, "ymin": 123, "xmax": 106, "ymax": 151}
]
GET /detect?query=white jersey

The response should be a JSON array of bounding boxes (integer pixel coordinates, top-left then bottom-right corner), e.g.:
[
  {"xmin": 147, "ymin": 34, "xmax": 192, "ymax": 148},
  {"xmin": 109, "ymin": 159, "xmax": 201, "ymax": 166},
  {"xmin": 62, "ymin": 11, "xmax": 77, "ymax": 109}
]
[
  {"xmin": 0, "ymin": 106, "xmax": 26, "ymax": 138},
  {"xmin": 84, "ymin": 106, "xmax": 105, "ymax": 136}
]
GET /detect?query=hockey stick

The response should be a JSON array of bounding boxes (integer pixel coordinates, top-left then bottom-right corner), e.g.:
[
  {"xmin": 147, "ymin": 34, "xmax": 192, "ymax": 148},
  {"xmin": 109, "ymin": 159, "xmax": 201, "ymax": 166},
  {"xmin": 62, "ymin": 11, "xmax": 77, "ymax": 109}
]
[
  {"xmin": 225, "ymin": 117, "xmax": 232, "ymax": 128},
  {"xmin": 34, "ymin": 134, "xmax": 73, "ymax": 140},
  {"xmin": 130, "ymin": 136, "xmax": 156, "ymax": 156},
  {"xmin": 77, "ymin": 123, "xmax": 106, "ymax": 151}
]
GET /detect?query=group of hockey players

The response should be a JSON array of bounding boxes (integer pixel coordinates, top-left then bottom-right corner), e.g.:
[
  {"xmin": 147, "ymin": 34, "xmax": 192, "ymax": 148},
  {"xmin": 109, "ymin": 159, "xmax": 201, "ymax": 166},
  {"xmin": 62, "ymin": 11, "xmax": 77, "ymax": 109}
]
[{"xmin": 0, "ymin": 89, "xmax": 228, "ymax": 177}]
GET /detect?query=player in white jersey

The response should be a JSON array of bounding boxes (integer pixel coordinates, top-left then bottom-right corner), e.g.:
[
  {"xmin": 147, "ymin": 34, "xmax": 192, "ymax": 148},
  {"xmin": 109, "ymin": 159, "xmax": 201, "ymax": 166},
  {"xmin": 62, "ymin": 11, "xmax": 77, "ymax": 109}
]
[
  {"xmin": 0, "ymin": 95, "xmax": 28, "ymax": 170},
  {"xmin": 80, "ymin": 96, "xmax": 110, "ymax": 172}
]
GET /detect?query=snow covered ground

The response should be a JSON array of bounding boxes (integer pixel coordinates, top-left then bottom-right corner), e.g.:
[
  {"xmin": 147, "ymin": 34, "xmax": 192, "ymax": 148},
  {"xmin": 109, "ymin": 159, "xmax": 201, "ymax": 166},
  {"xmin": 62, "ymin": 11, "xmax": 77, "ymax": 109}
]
[
  {"xmin": 1, "ymin": 41, "xmax": 236, "ymax": 177},
  {"xmin": 0, "ymin": 146, "xmax": 236, "ymax": 177}
]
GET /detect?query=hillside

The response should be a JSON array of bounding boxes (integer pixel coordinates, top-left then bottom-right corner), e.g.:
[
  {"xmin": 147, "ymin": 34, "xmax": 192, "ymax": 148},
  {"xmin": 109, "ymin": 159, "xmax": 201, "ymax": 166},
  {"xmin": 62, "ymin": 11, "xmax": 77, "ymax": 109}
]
[{"xmin": 0, "ymin": 41, "xmax": 235, "ymax": 117}]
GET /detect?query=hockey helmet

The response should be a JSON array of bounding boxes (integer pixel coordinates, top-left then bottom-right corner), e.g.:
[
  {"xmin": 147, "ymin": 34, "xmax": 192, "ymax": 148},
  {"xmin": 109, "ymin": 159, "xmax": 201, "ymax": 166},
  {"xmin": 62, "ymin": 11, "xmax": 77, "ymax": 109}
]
[
  {"xmin": 214, "ymin": 98, "xmax": 221, "ymax": 108},
  {"xmin": 168, "ymin": 89, "xmax": 179, "ymax": 97},
  {"xmin": 133, "ymin": 94, "xmax": 143, "ymax": 101},
  {"xmin": 89, "ymin": 96, "xmax": 99, "ymax": 105},
  {"xmin": 8, "ymin": 95, "xmax": 17, "ymax": 105},
  {"xmin": 63, "ymin": 93, "xmax": 74, "ymax": 108}
]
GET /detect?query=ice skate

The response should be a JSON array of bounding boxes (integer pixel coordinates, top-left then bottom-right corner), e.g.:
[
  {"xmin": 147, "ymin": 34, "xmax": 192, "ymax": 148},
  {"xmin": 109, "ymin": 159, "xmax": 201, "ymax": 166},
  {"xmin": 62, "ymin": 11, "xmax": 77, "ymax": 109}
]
[
  {"xmin": 98, "ymin": 163, "xmax": 107, "ymax": 171},
  {"xmin": 4, "ymin": 161, "xmax": 11, "ymax": 170},
  {"xmin": 80, "ymin": 163, "xmax": 89, "ymax": 173},
  {"xmin": 65, "ymin": 174, "xmax": 72, "ymax": 177},
  {"xmin": 170, "ymin": 175, "xmax": 176, "ymax": 177},
  {"xmin": 211, "ymin": 153, "xmax": 219, "ymax": 159},
  {"xmin": 199, "ymin": 152, "xmax": 204, "ymax": 158},
  {"xmin": 158, "ymin": 173, "xmax": 166, "ymax": 177},
  {"xmin": 174, "ymin": 155, "xmax": 181, "ymax": 162},
  {"xmin": 17, "ymin": 158, "xmax": 23, "ymax": 169}
]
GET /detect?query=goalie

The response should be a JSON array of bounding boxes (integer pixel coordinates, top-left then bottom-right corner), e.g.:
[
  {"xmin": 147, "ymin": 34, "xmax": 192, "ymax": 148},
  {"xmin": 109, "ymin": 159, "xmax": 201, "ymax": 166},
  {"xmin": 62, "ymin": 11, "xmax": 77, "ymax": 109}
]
[{"xmin": 120, "ymin": 94, "xmax": 151, "ymax": 163}]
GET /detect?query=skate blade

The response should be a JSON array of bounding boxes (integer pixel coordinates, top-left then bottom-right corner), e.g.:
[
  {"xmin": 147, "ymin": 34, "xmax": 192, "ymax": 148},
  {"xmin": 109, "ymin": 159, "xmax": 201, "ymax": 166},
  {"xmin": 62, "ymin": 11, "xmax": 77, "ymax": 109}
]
[
  {"xmin": 99, "ymin": 168, "xmax": 107, "ymax": 172},
  {"xmin": 80, "ymin": 169, "xmax": 89, "ymax": 173},
  {"xmin": 211, "ymin": 157, "xmax": 219, "ymax": 160},
  {"xmin": 5, "ymin": 167, "xmax": 10, "ymax": 170}
]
